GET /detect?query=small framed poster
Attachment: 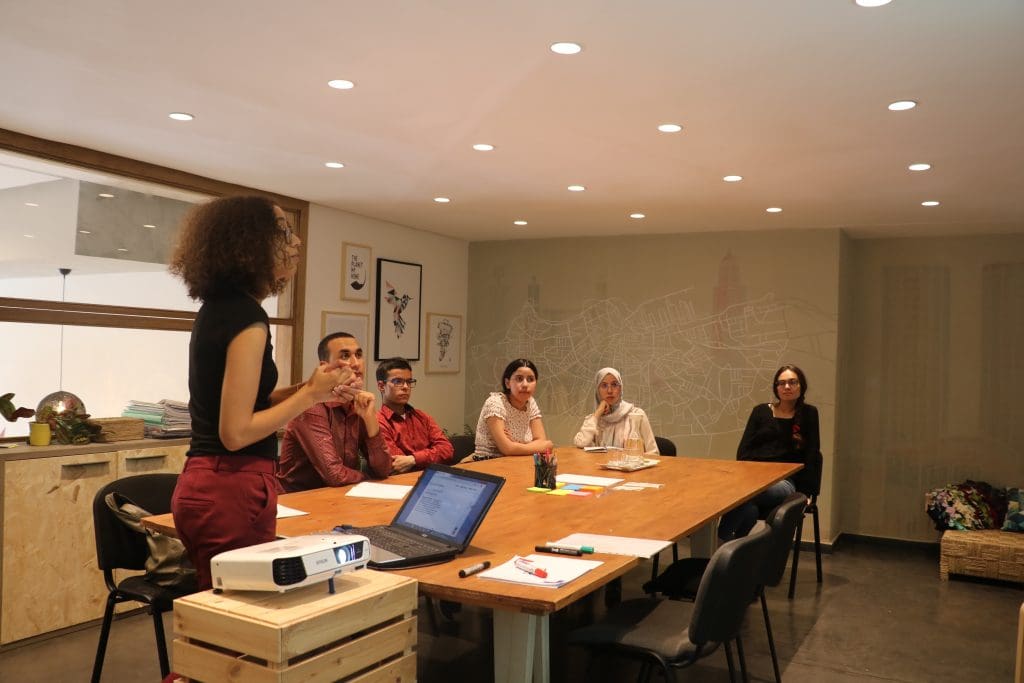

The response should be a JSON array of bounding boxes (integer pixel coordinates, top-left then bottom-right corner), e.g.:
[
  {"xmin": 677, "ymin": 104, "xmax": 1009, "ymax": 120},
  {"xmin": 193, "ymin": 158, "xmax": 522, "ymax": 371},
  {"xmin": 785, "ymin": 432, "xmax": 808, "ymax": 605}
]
[
  {"xmin": 425, "ymin": 313, "xmax": 461, "ymax": 373},
  {"xmin": 341, "ymin": 243, "xmax": 372, "ymax": 301},
  {"xmin": 320, "ymin": 310, "xmax": 370, "ymax": 353},
  {"xmin": 375, "ymin": 258, "xmax": 421, "ymax": 360}
]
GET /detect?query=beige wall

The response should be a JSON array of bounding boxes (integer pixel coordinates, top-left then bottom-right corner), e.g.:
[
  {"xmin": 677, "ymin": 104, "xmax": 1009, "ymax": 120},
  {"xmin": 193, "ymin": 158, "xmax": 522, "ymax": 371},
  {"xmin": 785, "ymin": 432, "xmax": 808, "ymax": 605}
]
[
  {"xmin": 303, "ymin": 204, "xmax": 469, "ymax": 433},
  {"xmin": 466, "ymin": 229, "xmax": 841, "ymax": 541},
  {"xmin": 838, "ymin": 233, "xmax": 1024, "ymax": 542}
]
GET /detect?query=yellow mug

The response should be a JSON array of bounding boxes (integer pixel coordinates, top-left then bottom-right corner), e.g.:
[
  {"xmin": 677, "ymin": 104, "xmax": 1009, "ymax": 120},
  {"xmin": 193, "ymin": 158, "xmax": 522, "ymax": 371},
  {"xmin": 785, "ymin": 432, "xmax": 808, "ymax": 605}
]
[{"xmin": 29, "ymin": 421, "xmax": 52, "ymax": 447}]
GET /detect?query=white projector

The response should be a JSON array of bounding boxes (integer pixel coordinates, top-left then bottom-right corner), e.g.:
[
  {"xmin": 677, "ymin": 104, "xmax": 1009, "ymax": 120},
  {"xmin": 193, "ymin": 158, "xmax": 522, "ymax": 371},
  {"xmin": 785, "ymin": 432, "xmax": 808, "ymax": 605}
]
[{"xmin": 210, "ymin": 534, "xmax": 370, "ymax": 592}]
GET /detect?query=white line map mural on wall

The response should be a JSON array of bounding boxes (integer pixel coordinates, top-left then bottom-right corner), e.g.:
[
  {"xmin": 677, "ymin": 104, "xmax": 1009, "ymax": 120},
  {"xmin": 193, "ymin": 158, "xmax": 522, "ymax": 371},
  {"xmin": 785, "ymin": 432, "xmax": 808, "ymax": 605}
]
[{"xmin": 467, "ymin": 252, "xmax": 836, "ymax": 454}]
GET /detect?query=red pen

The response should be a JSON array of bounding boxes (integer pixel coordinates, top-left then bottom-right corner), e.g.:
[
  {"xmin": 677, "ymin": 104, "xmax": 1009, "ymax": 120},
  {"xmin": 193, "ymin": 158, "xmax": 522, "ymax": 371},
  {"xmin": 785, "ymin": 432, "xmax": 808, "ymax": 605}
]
[{"xmin": 514, "ymin": 557, "xmax": 548, "ymax": 579}]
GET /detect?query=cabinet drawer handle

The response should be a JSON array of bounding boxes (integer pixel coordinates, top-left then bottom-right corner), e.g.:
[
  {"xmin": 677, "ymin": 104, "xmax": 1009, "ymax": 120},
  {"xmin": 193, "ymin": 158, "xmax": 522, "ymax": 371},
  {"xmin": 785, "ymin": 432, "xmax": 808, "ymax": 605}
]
[
  {"xmin": 61, "ymin": 459, "xmax": 113, "ymax": 470},
  {"xmin": 124, "ymin": 454, "xmax": 168, "ymax": 461}
]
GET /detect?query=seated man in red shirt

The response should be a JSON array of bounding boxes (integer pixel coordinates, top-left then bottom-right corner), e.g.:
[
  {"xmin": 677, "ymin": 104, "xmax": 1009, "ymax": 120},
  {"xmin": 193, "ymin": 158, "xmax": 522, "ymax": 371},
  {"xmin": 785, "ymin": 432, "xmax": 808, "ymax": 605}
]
[
  {"xmin": 375, "ymin": 357, "xmax": 454, "ymax": 473},
  {"xmin": 277, "ymin": 333, "xmax": 391, "ymax": 492}
]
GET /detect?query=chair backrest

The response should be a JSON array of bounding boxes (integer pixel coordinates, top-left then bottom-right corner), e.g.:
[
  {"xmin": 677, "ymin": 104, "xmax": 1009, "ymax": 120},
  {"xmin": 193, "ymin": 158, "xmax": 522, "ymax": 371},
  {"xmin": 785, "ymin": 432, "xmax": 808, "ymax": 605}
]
[
  {"xmin": 654, "ymin": 436, "xmax": 677, "ymax": 456},
  {"xmin": 760, "ymin": 492, "xmax": 807, "ymax": 587},
  {"xmin": 449, "ymin": 434, "xmax": 476, "ymax": 464},
  {"xmin": 93, "ymin": 474, "xmax": 179, "ymax": 572},
  {"xmin": 688, "ymin": 523, "xmax": 771, "ymax": 645},
  {"xmin": 796, "ymin": 450, "xmax": 823, "ymax": 496}
]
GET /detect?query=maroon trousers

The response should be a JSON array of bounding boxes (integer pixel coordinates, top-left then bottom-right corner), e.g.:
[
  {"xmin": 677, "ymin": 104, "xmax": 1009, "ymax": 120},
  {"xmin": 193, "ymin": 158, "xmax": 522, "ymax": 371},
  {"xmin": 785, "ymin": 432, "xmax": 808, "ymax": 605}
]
[{"xmin": 171, "ymin": 455, "xmax": 278, "ymax": 590}]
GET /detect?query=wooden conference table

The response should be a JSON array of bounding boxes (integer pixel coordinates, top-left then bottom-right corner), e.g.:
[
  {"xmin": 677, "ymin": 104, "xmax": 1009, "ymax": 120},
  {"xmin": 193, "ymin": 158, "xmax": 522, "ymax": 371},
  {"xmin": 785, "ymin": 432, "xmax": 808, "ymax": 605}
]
[{"xmin": 144, "ymin": 448, "xmax": 800, "ymax": 683}]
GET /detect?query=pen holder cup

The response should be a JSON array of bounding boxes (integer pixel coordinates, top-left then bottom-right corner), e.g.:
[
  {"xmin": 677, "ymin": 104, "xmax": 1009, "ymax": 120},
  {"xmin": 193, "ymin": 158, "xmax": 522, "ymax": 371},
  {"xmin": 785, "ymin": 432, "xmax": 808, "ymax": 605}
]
[{"xmin": 534, "ymin": 461, "xmax": 557, "ymax": 490}]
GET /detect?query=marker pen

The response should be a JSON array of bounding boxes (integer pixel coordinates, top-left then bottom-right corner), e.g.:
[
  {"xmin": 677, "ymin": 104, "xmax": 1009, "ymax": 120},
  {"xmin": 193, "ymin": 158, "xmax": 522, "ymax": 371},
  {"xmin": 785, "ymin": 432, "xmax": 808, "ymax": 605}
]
[
  {"xmin": 535, "ymin": 544, "xmax": 582, "ymax": 556},
  {"xmin": 545, "ymin": 542, "xmax": 595, "ymax": 554},
  {"xmin": 458, "ymin": 561, "xmax": 491, "ymax": 578},
  {"xmin": 514, "ymin": 557, "xmax": 548, "ymax": 578}
]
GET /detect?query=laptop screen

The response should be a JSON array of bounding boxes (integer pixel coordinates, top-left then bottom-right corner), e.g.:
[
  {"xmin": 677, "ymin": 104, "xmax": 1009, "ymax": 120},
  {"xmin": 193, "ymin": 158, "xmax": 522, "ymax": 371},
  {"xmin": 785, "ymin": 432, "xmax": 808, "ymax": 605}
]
[{"xmin": 393, "ymin": 465, "xmax": 503, "ymax": 548}]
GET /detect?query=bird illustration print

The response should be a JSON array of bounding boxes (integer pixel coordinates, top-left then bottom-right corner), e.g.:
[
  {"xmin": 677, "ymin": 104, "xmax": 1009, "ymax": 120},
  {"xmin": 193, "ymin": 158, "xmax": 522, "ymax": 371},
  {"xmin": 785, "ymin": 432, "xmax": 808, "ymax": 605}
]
[{"xmin": 384, "ymin": 281, "xmax": 414, "ymax": 337}]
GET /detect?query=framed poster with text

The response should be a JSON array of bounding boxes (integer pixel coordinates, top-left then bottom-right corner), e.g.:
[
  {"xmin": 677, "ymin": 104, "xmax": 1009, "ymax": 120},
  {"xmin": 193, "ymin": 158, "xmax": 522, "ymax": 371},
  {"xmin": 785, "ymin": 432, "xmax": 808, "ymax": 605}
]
[{"xmin": 341, "ymin": 243, "xmax": 372, "ymax": 301}]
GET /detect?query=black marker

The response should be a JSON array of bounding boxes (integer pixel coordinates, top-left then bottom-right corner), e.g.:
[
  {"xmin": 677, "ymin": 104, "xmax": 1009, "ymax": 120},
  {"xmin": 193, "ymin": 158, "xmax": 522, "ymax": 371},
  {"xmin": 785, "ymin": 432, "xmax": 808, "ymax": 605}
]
[
  {"xmin": 535, "ymin": 544, "xmax": 582, "ymax": 556},
  {"xmin": 458, "ymin": 561, "xmax": 491, "ymax": 578}
]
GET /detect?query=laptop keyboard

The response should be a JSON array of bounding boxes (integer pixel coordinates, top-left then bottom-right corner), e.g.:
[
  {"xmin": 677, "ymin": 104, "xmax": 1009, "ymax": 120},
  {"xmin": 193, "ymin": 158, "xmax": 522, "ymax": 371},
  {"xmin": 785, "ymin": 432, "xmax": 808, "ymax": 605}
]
[{"xmin": 353, "ymin": 525, "xmax": 445, "ymax": 557}]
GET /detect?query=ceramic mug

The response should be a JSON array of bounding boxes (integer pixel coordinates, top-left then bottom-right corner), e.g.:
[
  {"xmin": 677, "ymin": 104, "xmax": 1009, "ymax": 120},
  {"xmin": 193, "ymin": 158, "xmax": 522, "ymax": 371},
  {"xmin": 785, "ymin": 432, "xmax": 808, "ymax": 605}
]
[{"xmin": 28, "ymin": 421, "xmax": 52, "ymax": 446}]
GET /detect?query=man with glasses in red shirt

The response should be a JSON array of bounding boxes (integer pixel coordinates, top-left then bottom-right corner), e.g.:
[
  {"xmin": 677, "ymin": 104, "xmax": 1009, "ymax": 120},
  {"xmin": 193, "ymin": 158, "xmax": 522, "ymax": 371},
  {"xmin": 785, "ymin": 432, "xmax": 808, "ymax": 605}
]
[{"xmin": 375, "ymin": 357, "xmax": 454, "ymax": 473}]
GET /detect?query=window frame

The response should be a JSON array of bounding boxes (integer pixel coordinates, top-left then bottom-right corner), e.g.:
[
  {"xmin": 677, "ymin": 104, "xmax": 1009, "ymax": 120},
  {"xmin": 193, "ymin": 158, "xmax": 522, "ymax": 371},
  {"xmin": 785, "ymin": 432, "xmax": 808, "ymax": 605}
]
[{"xmin": 0, "ymin": 127, "xmax": 308, "ymax": 384}]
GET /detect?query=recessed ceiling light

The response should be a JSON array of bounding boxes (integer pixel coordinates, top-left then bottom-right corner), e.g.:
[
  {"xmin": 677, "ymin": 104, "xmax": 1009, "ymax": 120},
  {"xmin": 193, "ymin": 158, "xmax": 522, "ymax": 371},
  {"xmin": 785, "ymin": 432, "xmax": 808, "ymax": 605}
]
[
  {"xmin": 908, "ymin": 163, "xmax": 931, "ymax": 171},
  {"xmin": 79, "ymin": 230, "xmax": 91, "ymax": 234},
  {"xmin": 766, "ymin": 207, "xmax": 783, "ymax": 213},
  {"xmin": 723, "ymin": 175, "xmax": 743, "ymax": 182},
  {"xmin": 24, "ymin": 202, "xmax": 39, "ymax": 207},
  {"xmin": 921, "ymin": 200, "xmax": 940, "ymax": 207},
  {"xmin": 143, "ymin": 224, "xmax": 156, "ymax": 228},
  {"xmin": 327, "ymin": 79, "xmax": 355, "ymax": 90},
  {"xmin": 117, "ymin": 248, "xmax": 128, "ymax": 252},
  {"xmin": 325, "ymin": 161, "xmax": 345, "ymax": 169},
  {"xmin": 98, "ymin": 193, "xmax": 115, "ymax": 198},
  {"xmin": 433, "ymin": 197, "xmax": 451, "ymax": 203},
  {"xmin": 630, "ymin": 213, "xmax": 646, "ymax": 219},
  {"xmin": 657, "ymin": 123, "xmax": 683, "ymax": 133},
  {"xmin": 472, "ymin": 143, "xmax": 495, "ymax": 152},
  {"xmin": 23, "ymin": 234, "xmax": 34, "ymax": 239},
  {"xmin": 168, "ymin": 112, "xmax": 194, "ymax": 121},
  {"xmin": 855, "ymin": 0, "xmax": 892, "ymax": 6},
  {"xmin": 513, "ymin": 220, "xmax": 528, "ymax": 226},
  {"xmin": 550, "ymin": 42, "xmax": 582, "ymax": 55},
  {"xmin": 567, "ymin": 185, "xmax": 586, "ymax": 192},
  {"xmin": 888, "ymin": 100, "xmax": 917, "ymax": 111}
]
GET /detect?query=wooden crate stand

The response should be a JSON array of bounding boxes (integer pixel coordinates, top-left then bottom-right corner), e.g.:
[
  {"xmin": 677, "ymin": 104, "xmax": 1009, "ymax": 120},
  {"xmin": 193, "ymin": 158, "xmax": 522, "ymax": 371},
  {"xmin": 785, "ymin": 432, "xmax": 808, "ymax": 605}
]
[
  {"xmin": 939, "ymin": 530, "xmax": 1024, "ymax": 584},
  {"xmin": 173, "ymin": 571, "xmax": 417, "ymax": 683}
]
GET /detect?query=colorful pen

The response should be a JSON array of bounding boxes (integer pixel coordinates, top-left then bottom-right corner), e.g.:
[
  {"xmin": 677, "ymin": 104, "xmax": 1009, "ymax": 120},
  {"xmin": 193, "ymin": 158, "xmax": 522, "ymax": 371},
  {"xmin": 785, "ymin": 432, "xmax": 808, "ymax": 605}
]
[
  {"xmin": 514, "ymin": 557, "xmax": 548, "ymax": 578},
  {"xmin": 458, "ymin": 561, "xmax": 491, "ymax": 578},
  {"xmin": 545, "ymin": 542, "xmax": 595, "ymax": 554},
  {"xmin": 535, "ymin": 544, "xmax": 581, "ymax": 556}
]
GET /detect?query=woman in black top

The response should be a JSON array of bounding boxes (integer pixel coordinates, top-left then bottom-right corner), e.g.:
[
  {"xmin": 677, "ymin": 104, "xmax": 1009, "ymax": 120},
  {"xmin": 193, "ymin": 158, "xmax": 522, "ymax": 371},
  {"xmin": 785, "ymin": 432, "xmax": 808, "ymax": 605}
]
[
  {"xmin": 718, "ymin": 364, "xmax": 820, "ymax": 540},
  {"xmin": 169, "ymin": 196, "xmax": 349, "ymax": 589}
]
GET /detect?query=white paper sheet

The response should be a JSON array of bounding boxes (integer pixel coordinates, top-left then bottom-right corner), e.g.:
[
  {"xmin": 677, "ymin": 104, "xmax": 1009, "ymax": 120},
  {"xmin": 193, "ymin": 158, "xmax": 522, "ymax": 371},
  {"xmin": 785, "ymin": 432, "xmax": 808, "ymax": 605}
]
[
  {"xmin": 552, "ymin": 533, "xmax": 672, "ymax": 559},
  {"xmin": 345, "ymin": 481, "xmax": 413, "ymax": 500},
  {"xmin": 479, "ymin": 553, "xmax": 603, "ymax": 588},
  {"xmin": 555, "ymin": 473, "xmax": 624, "ymax": 487},
  {"xmin": 276, "ymin": 504, "xmax": 308, "ymax": 519},
  {"xmin": 582, "ymin": 446, "xmax": 623, "ymax": 452}
]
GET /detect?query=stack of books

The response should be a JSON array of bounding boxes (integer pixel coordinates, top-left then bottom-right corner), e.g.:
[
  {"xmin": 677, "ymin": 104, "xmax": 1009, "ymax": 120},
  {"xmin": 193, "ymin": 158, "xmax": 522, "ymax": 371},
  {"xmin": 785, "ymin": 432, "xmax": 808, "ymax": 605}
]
[{"xmin": 122, "ymin": 399, "xmax": 191, "ymax": 438}]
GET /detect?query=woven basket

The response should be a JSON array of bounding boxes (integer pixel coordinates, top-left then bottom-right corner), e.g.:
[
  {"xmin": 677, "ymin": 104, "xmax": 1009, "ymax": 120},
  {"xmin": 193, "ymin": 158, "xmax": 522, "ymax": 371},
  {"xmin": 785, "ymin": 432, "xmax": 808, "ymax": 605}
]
[{"xmin": 940, "ymin": 530, "xmax": 1024, "ymax": 584}]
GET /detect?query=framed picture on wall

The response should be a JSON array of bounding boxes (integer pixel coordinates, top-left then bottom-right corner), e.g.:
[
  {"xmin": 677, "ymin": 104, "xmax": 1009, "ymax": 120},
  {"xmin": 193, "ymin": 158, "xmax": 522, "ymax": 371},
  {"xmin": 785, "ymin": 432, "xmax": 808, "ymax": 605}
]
[
  {"xmin": 375, "ymin": 258, "xmax": 421, "ymax": 360},
  {"xmin": 320, "ymin": 310, "xmax": 370, "ymax": 354},
  {"xmin": 341, "ymin": 243, "xmax": 372, "ymax": 301},
  {"xmin": 425, "ymin": 313, "xmax": 461, "ymax": 373}
]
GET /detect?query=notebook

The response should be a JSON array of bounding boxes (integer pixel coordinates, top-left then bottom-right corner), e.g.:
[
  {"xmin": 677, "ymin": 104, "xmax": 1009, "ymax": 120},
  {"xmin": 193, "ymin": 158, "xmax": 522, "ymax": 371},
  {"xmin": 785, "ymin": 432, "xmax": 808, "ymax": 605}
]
[{"xmin": 336, "ymin": 463, "xmax": 505, "ymax": 569}]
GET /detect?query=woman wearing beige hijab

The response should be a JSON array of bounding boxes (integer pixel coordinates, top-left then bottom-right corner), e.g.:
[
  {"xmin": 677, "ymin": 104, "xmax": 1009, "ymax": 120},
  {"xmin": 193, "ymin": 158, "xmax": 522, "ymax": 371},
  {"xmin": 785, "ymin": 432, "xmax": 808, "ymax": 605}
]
[{"xmin": 573, "ymin": 367, "xmax": 659, "ymax": 454}]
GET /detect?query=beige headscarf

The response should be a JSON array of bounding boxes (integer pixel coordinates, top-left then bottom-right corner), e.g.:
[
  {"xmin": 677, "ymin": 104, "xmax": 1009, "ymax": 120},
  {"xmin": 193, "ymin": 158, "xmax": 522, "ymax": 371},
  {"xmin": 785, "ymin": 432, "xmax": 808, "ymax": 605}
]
[{"xmin": 594, "ymin": 367, "xmax": 634, "ymax": 427}]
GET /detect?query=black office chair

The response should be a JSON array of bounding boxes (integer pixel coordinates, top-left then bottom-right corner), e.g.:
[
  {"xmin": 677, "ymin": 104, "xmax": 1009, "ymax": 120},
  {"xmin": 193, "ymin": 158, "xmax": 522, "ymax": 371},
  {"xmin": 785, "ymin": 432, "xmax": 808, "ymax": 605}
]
[
  {"xmin": 643, "ymin": 493, "xmax": 806, "ymax": 683},
  {"xmin": 448, "ymin": 434, "xmax": 476, "ymax": 464},
  {"xmin": 789, "ymin": 450, "xmax": 823, "ymax": 599},
  {"xmin": 570, "ymin": 524, "xmax": 772, "ymax": 683},
  {"xmin": 91, "ymin": 474, "xmax": 194, "ymax": 682},
  {"xmin": 654, "ymin": 436, "xmax": 677, "ymax": 456}
]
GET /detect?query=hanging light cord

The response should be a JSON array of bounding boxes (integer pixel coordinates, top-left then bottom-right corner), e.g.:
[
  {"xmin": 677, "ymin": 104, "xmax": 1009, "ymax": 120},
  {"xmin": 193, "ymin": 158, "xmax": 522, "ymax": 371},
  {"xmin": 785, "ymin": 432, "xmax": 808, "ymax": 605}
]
[{"xmin": 59, "ymin": 268, "xmax": 68, "ymax": 391}]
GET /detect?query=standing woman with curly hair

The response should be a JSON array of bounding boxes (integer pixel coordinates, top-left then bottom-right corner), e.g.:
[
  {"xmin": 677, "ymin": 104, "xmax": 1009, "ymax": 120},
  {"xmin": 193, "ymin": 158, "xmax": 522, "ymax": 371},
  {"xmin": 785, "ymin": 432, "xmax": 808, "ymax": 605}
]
[
  {"xmin": 169, "ymin": 196, "xmax": 348, "ymax": 589},
  {"xmin": 717, "ymin": 364, "xmax": 821, "ymax": 541}
]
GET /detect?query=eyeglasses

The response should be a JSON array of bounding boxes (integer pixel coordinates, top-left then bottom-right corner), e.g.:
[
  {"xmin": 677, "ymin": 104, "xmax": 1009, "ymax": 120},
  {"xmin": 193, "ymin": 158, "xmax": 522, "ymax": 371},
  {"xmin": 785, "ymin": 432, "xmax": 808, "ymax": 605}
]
[
  {"xmin": 275, "ymin": 218, "xmax": 295, "ymax": 244},
  {"xmin": 599, "ymin": 382, "xmax": 622, "ymax": 391},
  {"xmin": 775, "ymin": 379, "xmax": 800, "ymax": 387},
  {"xmin": 386, "ymin": 378, "xmax": 417, "ymax": 388}
]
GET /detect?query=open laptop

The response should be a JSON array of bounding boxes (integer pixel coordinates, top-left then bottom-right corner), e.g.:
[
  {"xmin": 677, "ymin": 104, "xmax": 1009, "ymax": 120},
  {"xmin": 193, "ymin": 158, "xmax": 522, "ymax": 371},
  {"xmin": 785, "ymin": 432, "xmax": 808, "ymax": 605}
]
[{"xmin": 335, "ymin": 463, "xmax": 505, "ymax": 569}]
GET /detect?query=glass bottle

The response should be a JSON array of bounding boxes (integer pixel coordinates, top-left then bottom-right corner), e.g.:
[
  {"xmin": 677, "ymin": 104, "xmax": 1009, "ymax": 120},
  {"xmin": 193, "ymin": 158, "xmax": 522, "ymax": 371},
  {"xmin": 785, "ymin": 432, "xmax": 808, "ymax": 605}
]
[{"xmin": 624, "ymin": 414, "xmax": 644, "ymax": 466}]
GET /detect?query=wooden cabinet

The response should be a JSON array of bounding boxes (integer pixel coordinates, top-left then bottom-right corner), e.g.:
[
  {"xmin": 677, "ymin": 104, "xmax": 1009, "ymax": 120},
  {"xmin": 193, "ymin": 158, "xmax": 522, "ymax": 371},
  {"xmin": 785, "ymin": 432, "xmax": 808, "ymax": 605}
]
[
  {"xmin": 1, "ymin": 450, "xmax": 117, "ymax": 643},
  {"xmin": 0, "ymin": 439, "xmax": 189, "ymax": 644}
]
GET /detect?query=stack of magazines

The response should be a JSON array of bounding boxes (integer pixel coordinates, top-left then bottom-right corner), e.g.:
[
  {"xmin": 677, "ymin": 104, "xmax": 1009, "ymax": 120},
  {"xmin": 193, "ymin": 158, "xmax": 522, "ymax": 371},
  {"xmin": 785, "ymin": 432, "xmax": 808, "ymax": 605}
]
[{"xmin": 122, "ymin": 399, "xmax": 191, "ymax": 438}]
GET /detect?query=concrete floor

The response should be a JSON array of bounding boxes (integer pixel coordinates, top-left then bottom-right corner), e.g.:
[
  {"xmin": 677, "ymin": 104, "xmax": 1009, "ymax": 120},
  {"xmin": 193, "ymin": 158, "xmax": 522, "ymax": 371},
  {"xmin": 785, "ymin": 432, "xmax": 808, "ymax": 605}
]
[{"xmin": 0, "ymin": 537, "xmax": 1019, "ymax": 682}]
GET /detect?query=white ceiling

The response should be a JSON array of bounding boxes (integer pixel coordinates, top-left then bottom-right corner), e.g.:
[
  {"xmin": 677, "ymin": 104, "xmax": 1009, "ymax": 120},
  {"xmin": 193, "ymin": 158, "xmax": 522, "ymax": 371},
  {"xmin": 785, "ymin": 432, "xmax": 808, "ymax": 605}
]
[{"xmin": 1, "ymin": 0, "xmax": 1021, "ymax": 242}]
